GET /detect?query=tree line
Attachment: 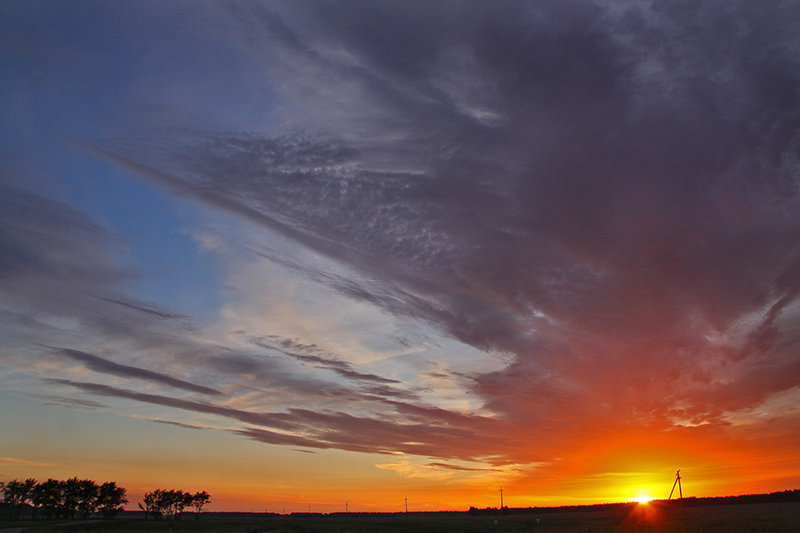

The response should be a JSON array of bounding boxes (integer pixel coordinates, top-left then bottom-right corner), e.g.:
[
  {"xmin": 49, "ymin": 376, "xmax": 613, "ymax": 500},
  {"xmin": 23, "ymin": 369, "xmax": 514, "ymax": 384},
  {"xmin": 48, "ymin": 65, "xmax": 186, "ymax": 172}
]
[
  {"xmin": 1, "ymin": 478, "xmax": 212, "ymax": 521},
  {"xmin": 0, "ymin": 477, "xmax": 126, "ymax": 520},
  {"xmin": 138, "ymin": 489, "xmax": 210, "ymax": 520}
]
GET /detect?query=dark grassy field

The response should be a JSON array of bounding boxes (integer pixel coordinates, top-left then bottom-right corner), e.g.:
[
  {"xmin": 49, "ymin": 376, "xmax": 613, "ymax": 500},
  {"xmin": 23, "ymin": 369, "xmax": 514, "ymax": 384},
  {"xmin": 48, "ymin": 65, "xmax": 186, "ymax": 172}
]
[{"xmin": 3, "ymin": 502, "xmax": 798, "ymax": 532}]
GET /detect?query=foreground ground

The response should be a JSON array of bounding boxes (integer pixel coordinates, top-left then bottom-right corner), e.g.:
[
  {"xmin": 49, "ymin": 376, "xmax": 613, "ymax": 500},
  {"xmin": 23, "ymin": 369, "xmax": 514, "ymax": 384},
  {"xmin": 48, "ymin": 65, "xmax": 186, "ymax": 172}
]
[{"xmin": 2, "ymin": 501, "xmax": 799, "ymax": 532}]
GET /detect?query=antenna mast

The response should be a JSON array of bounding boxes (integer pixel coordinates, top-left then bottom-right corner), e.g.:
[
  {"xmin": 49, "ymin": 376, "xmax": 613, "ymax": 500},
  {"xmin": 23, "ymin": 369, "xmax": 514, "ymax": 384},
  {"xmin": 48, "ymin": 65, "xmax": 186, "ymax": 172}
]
[{"xmin": 668, "ymin": 469, "xmax": 682, "ymax": 499}]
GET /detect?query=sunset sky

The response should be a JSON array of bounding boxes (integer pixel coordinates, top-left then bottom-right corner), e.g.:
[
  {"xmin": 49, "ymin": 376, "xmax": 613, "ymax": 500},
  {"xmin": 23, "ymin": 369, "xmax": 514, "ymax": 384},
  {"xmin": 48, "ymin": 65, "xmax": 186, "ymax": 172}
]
[{"xmin": 2, "ymin": 0, "xmax": 800, "ymax": 513}]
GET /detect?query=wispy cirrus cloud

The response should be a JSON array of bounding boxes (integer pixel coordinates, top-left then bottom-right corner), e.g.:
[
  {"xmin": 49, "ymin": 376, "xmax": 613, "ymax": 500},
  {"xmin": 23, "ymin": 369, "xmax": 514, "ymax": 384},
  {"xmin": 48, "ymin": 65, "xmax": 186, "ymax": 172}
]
[
  {"xmin": 48, "ymin": 379, "xmax": 299, "ymax": 431},
  {"xmin": 100, "ymin": 296, "xmax": 189, "ymax": 322},
  {"xmin": 0, "ymin": 457, "xmax": 53, "ymax": 467},
  {"xmin": 144, "ymin": 418, "xmax": 214, "ymax": 431},
  {"xmin": 426, "ymin": 462, "xmax": 501, "ymax": 473},
  {"xmin": 52, "ymin": 347, "xmax": 221, "ymax": 396},
  {"xmin": 51, "ymin": 378, "xmax": 509, "ymax": 462},
  {"xmin": 251, "ymin": 335, "xmax": 401, "ymax": 386},
  {"xmin": 96, "ymin": 0, "xmax": 800, "ymax": 434}
]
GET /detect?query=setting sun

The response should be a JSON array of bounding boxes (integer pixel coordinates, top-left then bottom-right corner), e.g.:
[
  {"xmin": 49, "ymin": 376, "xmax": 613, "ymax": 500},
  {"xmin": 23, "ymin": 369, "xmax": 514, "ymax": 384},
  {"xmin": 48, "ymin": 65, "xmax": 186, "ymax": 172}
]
[{"xmin": 630, "ymin": 495, "xmax": 655, "ymax": 504}]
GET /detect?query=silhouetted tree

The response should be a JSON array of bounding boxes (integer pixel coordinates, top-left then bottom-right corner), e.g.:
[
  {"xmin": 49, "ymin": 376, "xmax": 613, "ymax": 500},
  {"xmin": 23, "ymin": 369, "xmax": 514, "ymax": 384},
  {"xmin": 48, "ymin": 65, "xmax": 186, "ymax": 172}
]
[
  {"xmin": 139, "ymin": 490, "xmax": 160, "ymax": 519},
  {"xmin": 140, "ymin": 489, "xmax": 203, "ymax": 520},
  {"xmin": 142, "ymin": 489, "xmax": 176, "ymax": 520},
  {"xmin": 181, "ymin": 490, "xmax": 195, "ymax": 517},
  {"xmin": 191, "ymin": 490, "xmax": 210, "ymax": 518},
  {"xmin": 1, "ymin": 478, "xmax": 36, "ymax": 519},
  {"xmin": 59, "ymin": 477, "xmax": 82, "ymax": 519},
  {"xmin": 76, "ymin": 479, "xmax": 99, "ymax": 519},
  {"xmin": 4, "ymin": 477, "xmax": 126, "ymax": 521},
  {"xmin": 32, "ymin": 478, "xmax": 61, "ymax": 520},
  {"xmin": 162, "ymin": 489, "xmax": 191, "ymax": 519},
  {"xmin": 97, "ymin": 481, "xmax": 127, "ymax": 518}
]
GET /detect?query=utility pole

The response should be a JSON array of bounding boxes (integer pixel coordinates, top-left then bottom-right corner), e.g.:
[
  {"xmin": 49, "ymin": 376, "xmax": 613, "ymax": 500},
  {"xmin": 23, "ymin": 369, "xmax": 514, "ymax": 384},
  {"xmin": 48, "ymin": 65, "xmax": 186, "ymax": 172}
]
[
  {"xmin": 500, "ymin": 487, "xmax": 504, "ymax": 509},
  {"xmin": 669, "ymin": 470, "xmax": 683, "ymax": 500},
  {"xmin": 405, "ymin": 497, "xmax": 408, "ymax": 514}
]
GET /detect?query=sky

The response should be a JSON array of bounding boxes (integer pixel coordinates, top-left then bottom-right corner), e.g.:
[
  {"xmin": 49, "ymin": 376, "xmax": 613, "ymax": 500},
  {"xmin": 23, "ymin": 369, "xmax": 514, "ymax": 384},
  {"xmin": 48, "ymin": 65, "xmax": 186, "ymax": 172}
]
[{"xmin": 2, "ymin": 0, "xmax": 800, "ymax": 513}]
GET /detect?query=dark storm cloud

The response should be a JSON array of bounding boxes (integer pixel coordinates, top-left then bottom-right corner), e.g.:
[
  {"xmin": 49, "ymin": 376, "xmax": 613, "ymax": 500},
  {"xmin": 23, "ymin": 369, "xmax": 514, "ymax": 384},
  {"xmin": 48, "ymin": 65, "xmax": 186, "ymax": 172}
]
[
  {"xmin": 61, "ymin": 0, "xmax": 800, "ymax": 461},
  {"xmin": 54, "ymin": 347, "xmax": 222, "ymax": 396}
]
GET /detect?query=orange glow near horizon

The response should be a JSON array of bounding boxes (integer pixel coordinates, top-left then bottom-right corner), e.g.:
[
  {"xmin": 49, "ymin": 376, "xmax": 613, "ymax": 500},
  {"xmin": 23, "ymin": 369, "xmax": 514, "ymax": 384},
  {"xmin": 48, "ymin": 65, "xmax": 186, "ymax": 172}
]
[
  {"xmin": 3, "ymin": 402, "xmax": 800, "ymax": 513},
  {"xmin": 2, "ymin": 436, "xmax": 800, "ymax": 513}
]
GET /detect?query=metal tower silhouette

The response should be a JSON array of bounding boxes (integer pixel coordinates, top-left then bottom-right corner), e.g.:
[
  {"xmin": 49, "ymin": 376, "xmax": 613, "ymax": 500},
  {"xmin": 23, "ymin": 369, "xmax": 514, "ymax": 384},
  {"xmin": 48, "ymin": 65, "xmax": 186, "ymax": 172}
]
[{"xmin": 668, "ymin": 469, "xmax": 682, "ymax": 499}]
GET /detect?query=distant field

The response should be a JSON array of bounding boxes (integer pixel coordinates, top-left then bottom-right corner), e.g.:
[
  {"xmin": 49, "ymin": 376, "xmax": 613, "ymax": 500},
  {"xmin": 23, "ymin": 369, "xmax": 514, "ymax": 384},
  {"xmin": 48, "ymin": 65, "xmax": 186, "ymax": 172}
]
[{"xmin": 5, "ymin": 501, "xmax": 800, "ymax": 532}]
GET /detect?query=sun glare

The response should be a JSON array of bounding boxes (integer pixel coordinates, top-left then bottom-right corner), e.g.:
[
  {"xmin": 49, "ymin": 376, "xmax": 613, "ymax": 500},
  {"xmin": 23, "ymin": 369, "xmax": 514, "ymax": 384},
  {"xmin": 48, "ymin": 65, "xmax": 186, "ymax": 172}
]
[{"xmin": 631, "ymin": 495, "xmax": 655, "ymax": 504}]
